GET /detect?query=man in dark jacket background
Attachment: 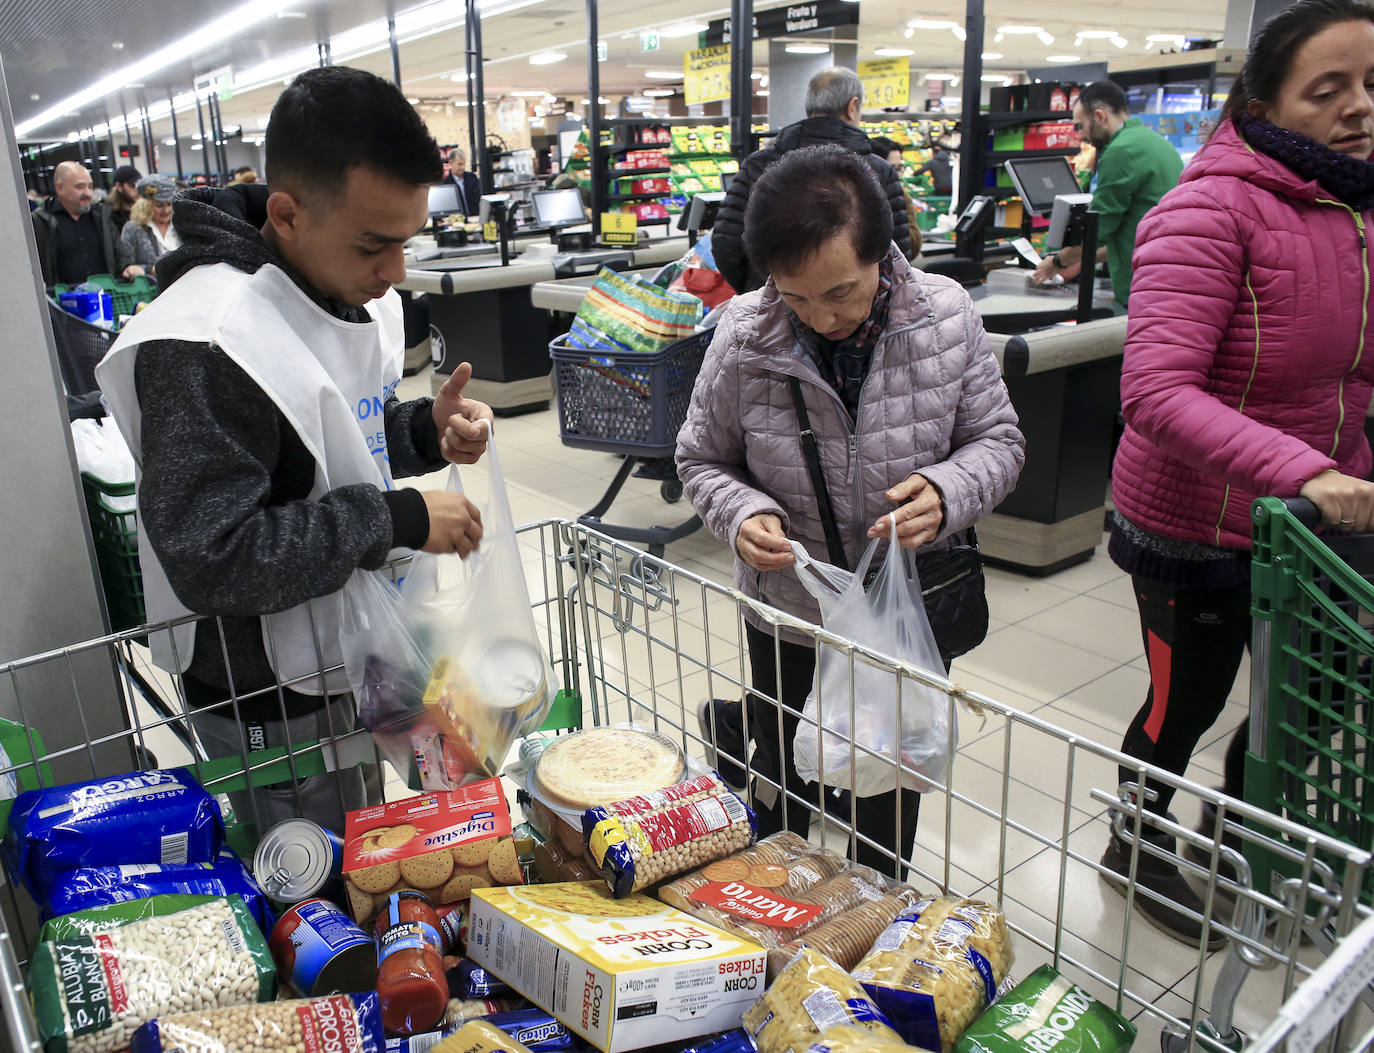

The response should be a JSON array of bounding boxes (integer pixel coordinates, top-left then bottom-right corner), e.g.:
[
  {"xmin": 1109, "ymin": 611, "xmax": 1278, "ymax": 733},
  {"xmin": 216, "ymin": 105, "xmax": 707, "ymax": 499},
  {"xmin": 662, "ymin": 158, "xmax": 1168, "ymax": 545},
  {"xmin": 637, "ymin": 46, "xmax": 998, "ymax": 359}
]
[
  {"xmin": 31, "ymin": 161, "xmax": 140, "ymax": 287},
  {"xmin": 713, "ymin": 66, "xmax": 913, "ymax": 293}
]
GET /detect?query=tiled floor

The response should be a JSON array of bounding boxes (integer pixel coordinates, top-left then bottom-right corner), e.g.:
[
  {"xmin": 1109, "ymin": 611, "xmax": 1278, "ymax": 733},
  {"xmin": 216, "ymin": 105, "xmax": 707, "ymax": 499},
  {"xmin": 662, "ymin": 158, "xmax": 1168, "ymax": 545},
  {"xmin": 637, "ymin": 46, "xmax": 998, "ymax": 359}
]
[{"xmin": 119, "ymin": 366, "xmax": 1366, "ymax": 1050}]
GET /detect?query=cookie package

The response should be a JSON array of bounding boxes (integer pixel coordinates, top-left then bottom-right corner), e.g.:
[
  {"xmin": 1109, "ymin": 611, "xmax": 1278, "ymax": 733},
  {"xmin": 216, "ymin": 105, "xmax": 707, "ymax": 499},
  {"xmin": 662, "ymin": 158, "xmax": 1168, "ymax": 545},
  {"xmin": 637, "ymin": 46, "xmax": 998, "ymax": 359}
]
[{"xmin": 342, "ymin": 777, "xmax": 525, "ymax": 924}]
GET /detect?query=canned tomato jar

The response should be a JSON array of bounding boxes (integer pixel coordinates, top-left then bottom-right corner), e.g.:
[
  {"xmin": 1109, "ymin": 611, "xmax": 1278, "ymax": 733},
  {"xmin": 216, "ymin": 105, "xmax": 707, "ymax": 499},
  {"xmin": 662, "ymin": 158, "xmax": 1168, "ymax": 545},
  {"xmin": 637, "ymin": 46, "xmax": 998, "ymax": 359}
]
[
  {"xmin": 254, "ymin": 818, "xmax": 344, "ymax": 904},
  {"xmin": 270, "ymin": 898, "xmax": 377, "ymax": 997}
]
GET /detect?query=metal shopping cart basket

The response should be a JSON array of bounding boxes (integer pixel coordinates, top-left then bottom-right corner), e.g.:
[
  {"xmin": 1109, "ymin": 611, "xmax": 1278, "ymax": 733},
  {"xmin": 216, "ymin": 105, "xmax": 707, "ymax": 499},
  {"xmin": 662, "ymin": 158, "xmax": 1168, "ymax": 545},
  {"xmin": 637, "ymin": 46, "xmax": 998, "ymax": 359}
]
[
  {"xmin": 1, "ymin": 518, "xmax": 1372, "ymax": 1052},
  {"xmin": 549, "ymin": 328, "xmax": 711, "ymax": 557}
]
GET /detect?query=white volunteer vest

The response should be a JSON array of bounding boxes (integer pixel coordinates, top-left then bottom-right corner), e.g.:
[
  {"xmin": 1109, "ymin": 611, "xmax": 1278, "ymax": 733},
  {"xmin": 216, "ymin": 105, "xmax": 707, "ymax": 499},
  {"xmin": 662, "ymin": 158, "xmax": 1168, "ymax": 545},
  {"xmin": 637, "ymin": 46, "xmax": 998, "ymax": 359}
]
[{"xmin": 97, "ymin": 262, "xmax": 405, "ymax": 695}]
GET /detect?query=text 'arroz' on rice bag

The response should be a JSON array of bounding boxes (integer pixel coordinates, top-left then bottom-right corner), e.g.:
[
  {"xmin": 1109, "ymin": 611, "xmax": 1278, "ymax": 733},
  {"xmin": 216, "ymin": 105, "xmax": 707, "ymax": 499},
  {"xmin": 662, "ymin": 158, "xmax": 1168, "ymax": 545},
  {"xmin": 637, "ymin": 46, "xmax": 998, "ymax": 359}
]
[
  {"xmin": 130, "ymin": 992, "xmax": 386, "ymax": 1053},
  {"xmin": 953, "ymin": 966, "xmax": 1136, "ymax": 1053},
  {"xmin": 38, "ymin": 846, "xmax": 274, "ymax": 935},
  {"xmin": 2, "ymin": 769, "xmax": 222, "ymax": 895}
]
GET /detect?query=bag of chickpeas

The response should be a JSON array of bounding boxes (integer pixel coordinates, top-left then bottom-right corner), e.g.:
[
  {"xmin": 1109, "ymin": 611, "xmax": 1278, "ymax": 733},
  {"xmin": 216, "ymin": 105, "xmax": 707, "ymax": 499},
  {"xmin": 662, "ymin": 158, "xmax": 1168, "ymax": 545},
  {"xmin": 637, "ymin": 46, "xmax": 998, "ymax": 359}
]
[
  {"xmin": 29, "ymin": 897, "xmax": 275, "ymax": 1053},
  {"xmin": 129, "ymin": 992, "xmax": 386, "ymax": 1052}
]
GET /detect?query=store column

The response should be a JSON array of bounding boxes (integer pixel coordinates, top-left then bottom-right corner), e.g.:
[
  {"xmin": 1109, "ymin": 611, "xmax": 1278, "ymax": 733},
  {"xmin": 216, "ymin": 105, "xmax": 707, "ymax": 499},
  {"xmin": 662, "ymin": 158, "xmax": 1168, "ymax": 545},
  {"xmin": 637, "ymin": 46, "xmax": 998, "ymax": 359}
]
[
  {"xmin": 1223, "ymin": 0, "xmax": 1287, "ymax": 45},
  {"xmin": 0, "ymin": 59, "xmax": 131, "ymax": 779},
  {"xmin": 766, "ymin": 31, "xmax": 858, "ymax": 129}
]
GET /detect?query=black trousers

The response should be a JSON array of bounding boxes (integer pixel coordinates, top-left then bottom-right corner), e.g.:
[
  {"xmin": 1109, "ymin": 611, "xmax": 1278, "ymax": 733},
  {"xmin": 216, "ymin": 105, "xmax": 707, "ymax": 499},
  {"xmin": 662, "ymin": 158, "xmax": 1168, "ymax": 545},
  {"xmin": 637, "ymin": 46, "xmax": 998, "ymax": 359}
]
[
  {"xmin": 744, "ymin": 621, "xmax": 920, "ymax": 878},
  {"xmin": 1119, "ymin": 577, "xmax": 1250, "ymax": 814}
]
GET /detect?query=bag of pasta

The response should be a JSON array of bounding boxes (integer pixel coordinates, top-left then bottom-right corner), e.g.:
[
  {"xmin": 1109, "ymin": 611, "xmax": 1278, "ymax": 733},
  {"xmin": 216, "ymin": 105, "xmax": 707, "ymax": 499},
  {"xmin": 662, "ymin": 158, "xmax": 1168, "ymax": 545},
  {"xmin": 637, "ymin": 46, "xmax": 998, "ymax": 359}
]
[
  {"xmin": 807, "ymin": 1024, "xmax": 918, "ymax": 1053},
  {"xmin": 852, "ymin": 896, "xmax": 1014, "ymax": 1053},
  {"xmin": 743, "ymin": 947, "xmax": 901, "ymax": 1053}
]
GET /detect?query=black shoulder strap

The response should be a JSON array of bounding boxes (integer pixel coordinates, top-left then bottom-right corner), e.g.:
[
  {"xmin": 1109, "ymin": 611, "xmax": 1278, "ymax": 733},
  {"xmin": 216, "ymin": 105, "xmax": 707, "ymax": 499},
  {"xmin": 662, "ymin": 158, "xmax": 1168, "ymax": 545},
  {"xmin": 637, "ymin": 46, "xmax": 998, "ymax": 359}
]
[{"xmin": 787, "ymin": 375, "xmax": 849, "ymax": 571}]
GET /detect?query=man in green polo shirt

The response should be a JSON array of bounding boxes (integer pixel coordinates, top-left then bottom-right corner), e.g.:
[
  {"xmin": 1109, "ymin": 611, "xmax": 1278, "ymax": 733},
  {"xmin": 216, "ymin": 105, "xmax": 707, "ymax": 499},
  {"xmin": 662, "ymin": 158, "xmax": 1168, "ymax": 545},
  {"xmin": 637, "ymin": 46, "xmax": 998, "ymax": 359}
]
[{"xmin": 1033, "ymin": 80, "xmax": 1184, "ymax": 309}]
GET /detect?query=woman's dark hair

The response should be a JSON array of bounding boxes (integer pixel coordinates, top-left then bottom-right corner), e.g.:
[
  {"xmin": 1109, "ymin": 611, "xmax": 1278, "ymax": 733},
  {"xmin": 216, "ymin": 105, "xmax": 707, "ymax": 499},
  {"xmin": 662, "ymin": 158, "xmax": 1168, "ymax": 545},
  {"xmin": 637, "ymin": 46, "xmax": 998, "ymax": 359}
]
[
  {"xmin": 1225, "ymin": 0, "xmax": 1374, "ymax": 121},
  {"xmin": 266, "ymin": 66, "xmax": 443, "ymax": 200},
  {"xmin": 744, "ymin": 145, "xmax": 893, "ymax": 276},
  {"xmin": 869, "ymin": 136, "xmax": 903, "ymax": 160}
]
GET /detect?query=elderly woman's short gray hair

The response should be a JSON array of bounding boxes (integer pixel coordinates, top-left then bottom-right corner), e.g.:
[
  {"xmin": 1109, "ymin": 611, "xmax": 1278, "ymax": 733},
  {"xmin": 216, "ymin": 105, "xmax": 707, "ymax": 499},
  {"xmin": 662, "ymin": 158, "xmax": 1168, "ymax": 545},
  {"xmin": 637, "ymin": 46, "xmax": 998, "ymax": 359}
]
[{"xmin": 804, "ymin": 67, "xmax": 864, "ymax": 118}]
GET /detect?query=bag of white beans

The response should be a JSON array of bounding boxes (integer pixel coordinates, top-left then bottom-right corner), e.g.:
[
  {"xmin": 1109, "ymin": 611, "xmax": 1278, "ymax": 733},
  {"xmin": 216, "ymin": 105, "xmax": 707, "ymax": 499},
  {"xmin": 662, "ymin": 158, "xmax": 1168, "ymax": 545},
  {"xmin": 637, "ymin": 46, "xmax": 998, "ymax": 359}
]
[
  {"xmin": 129, "ymin": 992, "xmax": 386, "ymax": 1053},
  {"xmin": 29, "ymin": 896, "xmax": 275, "ymax": 1053}
]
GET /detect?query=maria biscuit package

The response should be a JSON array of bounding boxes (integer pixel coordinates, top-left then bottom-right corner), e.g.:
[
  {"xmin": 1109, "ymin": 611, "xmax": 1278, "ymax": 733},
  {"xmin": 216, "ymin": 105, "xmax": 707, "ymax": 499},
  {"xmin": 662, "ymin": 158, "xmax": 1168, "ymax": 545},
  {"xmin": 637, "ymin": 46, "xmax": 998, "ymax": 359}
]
[{"xmin": 343, "ymin": 778, "xmax": 524, "ymax": 924}]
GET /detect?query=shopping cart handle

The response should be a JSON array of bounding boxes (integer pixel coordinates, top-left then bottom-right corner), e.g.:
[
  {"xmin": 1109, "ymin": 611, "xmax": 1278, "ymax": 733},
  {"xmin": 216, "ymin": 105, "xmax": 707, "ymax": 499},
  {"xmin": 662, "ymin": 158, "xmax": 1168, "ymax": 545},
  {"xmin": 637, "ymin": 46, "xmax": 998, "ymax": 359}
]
[{"xmin": 1278, "ymin": 497, "xmax": 1322, "ymax": 528}]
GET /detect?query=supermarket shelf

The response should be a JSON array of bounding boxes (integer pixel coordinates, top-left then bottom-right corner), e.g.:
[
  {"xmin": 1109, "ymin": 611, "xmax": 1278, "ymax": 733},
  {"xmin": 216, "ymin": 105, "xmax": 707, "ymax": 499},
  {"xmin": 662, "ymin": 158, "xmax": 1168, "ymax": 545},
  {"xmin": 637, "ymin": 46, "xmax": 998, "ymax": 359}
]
[
  {"xmin": 984, "ymin": 110, "xmax": 1073, "ymax": 127},
  {"xmin": 603, "ymin": 144, "xmax": 671, "ymax": 156},
  {"xmin": 610, "ymin": 167, "xmax": 671, "ymax": 176},
  {"xmin": 605, "ymin": 116, "xmax": 729, "ymax": 126},
  {"xmin": 606, "ymin": 192, "xmax": 669, "ymax": 202},
  {"xmin": 985, "ymin": 148, "xmax": 1078, "ymax": 164}
]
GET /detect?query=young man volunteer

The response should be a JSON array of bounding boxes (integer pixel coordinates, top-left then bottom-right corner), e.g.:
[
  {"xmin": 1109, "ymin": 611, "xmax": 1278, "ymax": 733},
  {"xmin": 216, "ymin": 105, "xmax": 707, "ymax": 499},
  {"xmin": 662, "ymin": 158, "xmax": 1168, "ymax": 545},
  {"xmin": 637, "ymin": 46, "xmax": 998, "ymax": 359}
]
[{"xmin": 97, "ymin": 66, "xmax": 492, "ymax": 833}]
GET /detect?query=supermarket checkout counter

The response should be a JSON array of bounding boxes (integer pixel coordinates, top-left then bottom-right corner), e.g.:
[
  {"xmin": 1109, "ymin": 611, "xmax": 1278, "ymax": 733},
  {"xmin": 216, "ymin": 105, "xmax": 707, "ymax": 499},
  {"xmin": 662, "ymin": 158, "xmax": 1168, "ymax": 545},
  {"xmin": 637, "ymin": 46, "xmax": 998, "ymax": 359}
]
[
  {"xmin": 398, "ymin": 234, "xmax": 690, "ymax": 415},
  {"xmin": 529, "ymin": 264, "xmax": 1126, "ymax": 574}
]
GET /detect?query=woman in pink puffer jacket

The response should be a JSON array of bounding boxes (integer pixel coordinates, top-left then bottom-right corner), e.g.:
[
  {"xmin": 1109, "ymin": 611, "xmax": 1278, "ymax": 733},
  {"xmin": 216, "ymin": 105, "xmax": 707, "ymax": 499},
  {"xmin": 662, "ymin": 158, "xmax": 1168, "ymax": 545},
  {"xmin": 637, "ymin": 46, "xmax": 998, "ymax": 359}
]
[
  {"xmin": 1105, "ymin": 0, "xmax": 1374, "ymax": 950},
  {"xmin": 676, "ymin": 145, "xmax": 1024, "ymax": 876}
]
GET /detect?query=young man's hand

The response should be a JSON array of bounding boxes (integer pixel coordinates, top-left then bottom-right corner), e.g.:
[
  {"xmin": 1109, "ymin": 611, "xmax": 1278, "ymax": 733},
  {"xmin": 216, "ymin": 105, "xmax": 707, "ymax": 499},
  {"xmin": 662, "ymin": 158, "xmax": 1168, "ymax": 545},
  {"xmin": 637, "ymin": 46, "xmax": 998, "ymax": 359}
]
[
  {"xmin": 420, "ymin": 491, "xmax": 483, "ymax": 556},
  {"xmin": 433, "ymin": 361, "xmax": 494, "ymax": 464}
]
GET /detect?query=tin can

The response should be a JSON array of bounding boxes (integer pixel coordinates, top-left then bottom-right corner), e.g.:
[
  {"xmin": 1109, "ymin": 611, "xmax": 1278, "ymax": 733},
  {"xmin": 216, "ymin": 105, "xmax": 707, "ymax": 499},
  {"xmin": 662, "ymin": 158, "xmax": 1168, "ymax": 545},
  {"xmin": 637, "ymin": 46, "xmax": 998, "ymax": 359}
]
[
  {"xmin": 254, "ymin": 818, "xmax": 343, "ymax": 904},
  {"xmin": 270, "ymin": 898, "xmax": 377, "ymax": 997}
]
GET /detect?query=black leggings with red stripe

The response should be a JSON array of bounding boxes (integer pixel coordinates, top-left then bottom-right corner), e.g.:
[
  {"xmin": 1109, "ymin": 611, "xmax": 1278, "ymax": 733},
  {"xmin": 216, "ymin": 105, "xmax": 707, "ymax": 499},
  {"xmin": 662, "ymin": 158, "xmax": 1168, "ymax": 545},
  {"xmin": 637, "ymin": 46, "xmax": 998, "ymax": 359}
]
[{"xmin": 1119, "ymin": 577, "xmax": 1251, "ymax": 814}]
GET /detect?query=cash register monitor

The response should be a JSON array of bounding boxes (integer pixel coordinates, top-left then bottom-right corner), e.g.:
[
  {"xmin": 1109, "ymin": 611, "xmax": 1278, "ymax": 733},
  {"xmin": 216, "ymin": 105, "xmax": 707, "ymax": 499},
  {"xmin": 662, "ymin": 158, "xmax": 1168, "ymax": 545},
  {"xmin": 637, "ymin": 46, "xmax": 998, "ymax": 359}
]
[
  {"xmin": 427, "ymin": 184, "xmax": 462, "ymax": 216},
  {"xmin": 478, "ymin": 193, "xmax": 512, "ymax": 227},
  {"xmin": 1002, "ymin": 156, "xmax": 1082, "ymax": 216},
  {"xmin": 531, "ymin": 187, "xmax": 587, "ymax": 228}
]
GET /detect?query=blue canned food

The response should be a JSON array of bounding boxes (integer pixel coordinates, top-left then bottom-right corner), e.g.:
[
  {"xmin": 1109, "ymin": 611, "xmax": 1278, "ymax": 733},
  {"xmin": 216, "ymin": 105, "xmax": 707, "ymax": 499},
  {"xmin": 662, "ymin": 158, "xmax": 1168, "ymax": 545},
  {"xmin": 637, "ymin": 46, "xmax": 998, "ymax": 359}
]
[
  {"xmin": 270, "ymin": 898, "xmax": 378, "ymax": 997},
  {"xmin": 254, "ymin": 818, "xmax": 344, "ymax": 904}
]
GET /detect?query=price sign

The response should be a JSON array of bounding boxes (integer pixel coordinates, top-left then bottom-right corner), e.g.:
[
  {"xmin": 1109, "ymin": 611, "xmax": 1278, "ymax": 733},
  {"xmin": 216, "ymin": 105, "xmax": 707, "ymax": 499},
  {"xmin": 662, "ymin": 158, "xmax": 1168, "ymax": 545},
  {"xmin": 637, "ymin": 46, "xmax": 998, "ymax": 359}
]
[
  {"xmin": 684, "ymin": 45, "xmax": 732, "ymax": 106},
  {"xmin": 482, "ymin": 221, "xmax": 499, "ymax": 242},
  {"xmin": 858, "ymin": 57, "xmax": 910, "ymax": 109},
  {"xmin": 600, "ymin": 212, "xmax": 639, "ymax": 246}
]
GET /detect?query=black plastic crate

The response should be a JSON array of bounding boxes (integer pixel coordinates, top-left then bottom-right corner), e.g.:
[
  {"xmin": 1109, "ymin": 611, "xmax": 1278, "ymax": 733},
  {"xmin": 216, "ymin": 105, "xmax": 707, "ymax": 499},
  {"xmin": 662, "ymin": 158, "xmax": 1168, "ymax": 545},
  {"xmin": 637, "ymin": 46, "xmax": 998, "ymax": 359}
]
[{"xmin": 549, "ymin": 330, "xmax": 711, "ymax": 457}]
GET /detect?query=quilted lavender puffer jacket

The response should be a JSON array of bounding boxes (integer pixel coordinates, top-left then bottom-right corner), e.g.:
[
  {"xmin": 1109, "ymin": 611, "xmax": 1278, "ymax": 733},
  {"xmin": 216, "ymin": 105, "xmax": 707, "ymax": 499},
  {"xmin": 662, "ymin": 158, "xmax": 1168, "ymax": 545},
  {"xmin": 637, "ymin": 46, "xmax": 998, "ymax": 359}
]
[
  {"xmin": 1113, "ymin": 118, "xmax": 1374, "ymax": 551},
  {"xmin": 676, "ymin": 246, "xmax": 1025, "ymax": 642}
]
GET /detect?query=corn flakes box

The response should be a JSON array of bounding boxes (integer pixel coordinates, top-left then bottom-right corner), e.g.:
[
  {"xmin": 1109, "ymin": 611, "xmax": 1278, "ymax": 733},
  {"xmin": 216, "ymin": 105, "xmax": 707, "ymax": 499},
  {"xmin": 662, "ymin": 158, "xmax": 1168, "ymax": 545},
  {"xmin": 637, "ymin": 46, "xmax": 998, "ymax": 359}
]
[{"xmin": 467, "ymin": 881, "xmax": 765, "ymax": 1052}]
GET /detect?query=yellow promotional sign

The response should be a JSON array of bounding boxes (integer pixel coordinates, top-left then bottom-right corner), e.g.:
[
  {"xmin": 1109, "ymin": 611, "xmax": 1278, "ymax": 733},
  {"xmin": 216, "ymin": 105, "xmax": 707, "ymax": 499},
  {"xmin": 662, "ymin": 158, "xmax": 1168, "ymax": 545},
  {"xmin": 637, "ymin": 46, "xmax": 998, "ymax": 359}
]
[
  {"xmin": 600, "ymin": 211, "xmax": 639, "ymax": 246},
  {"xmin": 859, "ymin": 57, "xmax": 911, "ymax": 110},
  {"xmin": 684, "ymin": 45, "xmax": 732, "ymax": 106},
  {"xmin": 482, "ymin": 220, "xmax": 499, "ymax": 242}
]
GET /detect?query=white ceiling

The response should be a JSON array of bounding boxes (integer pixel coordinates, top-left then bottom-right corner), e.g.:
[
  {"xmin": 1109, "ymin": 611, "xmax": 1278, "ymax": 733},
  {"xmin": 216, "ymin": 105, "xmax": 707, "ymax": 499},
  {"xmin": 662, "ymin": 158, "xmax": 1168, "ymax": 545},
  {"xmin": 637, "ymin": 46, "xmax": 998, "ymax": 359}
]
[{"xmin": 2, "ymin": 0, "xmax": 1230, "ymax": 150}]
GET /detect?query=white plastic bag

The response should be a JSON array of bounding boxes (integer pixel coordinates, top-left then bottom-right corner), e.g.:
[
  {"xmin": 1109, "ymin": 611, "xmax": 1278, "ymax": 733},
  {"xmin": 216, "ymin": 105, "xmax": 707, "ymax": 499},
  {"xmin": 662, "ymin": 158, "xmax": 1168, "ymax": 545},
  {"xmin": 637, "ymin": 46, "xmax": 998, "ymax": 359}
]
[
  {"xmin": 70, "ymin": 418, "xmax": 136, "ymax": 510},
  {"xmin": 789, "ymin": 519, "xmax": 954, "ymax": 797},
  {"xmin": 340, "ymin": 426, "xmax": 556, "ymax": 789}
]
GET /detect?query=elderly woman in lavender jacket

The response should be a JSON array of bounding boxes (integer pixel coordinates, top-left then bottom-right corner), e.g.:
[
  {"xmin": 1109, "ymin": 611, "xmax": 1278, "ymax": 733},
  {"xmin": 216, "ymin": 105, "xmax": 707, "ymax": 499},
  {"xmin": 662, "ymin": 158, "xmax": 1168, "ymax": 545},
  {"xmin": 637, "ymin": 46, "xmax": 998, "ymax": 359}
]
[{"xmin": 676, "ymin": 145, "xmax": 1025, "ymax": 875}]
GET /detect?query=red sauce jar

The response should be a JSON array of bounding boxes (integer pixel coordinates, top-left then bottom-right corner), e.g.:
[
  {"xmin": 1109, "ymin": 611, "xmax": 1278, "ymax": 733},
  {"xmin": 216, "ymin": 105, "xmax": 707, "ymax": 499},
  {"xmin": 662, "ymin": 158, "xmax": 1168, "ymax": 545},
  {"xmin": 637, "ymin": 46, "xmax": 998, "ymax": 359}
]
[{"xmin": 374, "ymin": 890, "xmax": 450, "ymax": 1034}]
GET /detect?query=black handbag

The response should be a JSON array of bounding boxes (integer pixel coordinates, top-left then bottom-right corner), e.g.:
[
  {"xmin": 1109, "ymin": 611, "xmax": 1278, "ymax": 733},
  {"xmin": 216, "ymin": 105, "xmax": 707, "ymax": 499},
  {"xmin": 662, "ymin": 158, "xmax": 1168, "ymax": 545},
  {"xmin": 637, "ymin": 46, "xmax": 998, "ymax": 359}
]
[{"xmin": 786, "ymin": 376, "xmax": 990, "ymax": 662}]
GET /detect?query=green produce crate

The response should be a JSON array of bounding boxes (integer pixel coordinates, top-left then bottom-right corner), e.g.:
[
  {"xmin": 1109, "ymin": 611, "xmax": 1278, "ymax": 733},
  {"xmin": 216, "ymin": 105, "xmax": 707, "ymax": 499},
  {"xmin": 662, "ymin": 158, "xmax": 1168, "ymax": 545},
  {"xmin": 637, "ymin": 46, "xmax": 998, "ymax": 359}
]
[
  {"xmin": 1248, "ymin": 497, "xmax": 1374, "ymax": 904},
  {"xmin": 54, "ymin": 273, "xmax": 157, "ymax": 320},
  {"xmin": 80, "ymin": 471, "xmax": 145, "ymax": 632}
]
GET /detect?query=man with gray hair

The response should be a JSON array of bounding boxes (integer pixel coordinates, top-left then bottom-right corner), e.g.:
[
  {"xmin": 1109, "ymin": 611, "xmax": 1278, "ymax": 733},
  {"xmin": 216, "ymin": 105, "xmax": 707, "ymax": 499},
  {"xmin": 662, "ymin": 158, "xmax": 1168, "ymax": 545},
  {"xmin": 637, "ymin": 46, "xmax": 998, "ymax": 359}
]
[
  {"xmin": 445, "ymin": 146, "xmax": 482, "ymax": 218},
  {"xmin": 714, "ymin": 66, "xmax": 912, "ymax": 292}
]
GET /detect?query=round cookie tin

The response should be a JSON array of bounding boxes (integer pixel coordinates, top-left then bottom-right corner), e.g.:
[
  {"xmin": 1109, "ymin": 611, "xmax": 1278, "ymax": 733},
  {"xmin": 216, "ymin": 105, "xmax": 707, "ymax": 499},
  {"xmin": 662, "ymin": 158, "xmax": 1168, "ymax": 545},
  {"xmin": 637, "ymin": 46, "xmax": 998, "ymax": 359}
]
[{"xmin": 254, "ymin": 818, "xmax": 344, "ymax": 905}]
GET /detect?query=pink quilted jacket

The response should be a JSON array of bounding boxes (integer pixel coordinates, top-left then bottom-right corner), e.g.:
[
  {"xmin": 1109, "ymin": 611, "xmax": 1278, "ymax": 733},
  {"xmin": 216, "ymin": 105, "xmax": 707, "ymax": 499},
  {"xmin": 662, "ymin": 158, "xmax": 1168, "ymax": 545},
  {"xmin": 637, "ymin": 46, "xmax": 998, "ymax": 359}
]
[
  {"xmin": 676, "ymin": 246, "xmax": 1025, "ymax": 639},
  {"xmin": 1113, "ymin": 118, "xmax": 1374, "ymax": 551}
]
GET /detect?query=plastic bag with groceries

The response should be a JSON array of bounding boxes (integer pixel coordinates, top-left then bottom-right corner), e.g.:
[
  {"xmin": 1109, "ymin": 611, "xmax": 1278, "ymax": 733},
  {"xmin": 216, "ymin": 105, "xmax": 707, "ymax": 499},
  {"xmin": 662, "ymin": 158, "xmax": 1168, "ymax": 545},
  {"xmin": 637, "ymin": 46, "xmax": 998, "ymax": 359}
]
[
  {"xmin": 789, "ymin": 517, "xmax": 954, "ymax": 797},
  {"xmin": 340, "ymin": 427, "xmax": 556, "ymax": 789}
]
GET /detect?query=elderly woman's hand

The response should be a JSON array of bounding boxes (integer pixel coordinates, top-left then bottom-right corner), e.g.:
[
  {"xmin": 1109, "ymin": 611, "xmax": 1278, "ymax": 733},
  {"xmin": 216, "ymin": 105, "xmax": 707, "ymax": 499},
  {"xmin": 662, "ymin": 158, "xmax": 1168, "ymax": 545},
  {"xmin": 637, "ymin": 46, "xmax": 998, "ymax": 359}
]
[
  {"xmin": 737, "ymin": 513, "xmax": 795, "ymax": 571},
  {"xmin": 871, "ymin": 473, "xmax": 944, "ymax": 549}
]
